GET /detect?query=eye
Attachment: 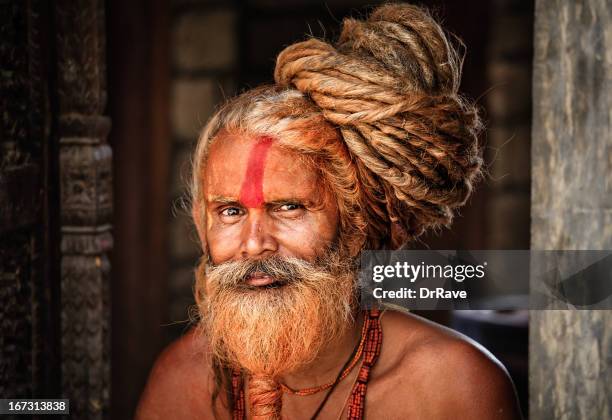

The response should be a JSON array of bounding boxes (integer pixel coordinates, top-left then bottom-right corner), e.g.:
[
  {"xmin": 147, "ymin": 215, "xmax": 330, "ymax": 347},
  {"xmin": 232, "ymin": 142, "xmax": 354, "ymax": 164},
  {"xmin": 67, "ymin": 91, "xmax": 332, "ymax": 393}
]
[
  {"xmin": 278, "ymin": 203, "xmax": 303, "ymax": 212},
  {"xmin": 219, "ymin": 207, "xmax": 243, "ymax": 218},
  {"xmin": 273, "ymin": 203, "xmax": 306, "ymax": 219}
]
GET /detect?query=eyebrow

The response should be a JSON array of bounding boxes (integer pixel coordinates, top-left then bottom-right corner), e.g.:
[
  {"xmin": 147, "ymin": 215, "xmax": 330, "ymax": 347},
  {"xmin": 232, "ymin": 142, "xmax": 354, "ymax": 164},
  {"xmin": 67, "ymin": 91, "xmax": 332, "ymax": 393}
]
[
  {"xmin": 265, "ymin": 198, "xmax": 311, "ymax": 206},
  {"xmin": 206, "ymin": 195, "xmax": 312, "ymax": 206},
  {"xmin": 207, "ymin": 196, "xmax": 240, "ymax": 205}
]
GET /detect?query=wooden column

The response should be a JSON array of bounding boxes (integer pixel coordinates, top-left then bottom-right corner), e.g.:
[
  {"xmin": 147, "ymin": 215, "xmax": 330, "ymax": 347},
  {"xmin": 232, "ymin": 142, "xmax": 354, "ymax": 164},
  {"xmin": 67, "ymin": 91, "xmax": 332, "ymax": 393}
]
[
  {"xmin": 106, "ymin": 0, "xmax": 170, "ymax": 417},
  {"xmin": 56, "ymin": 0, "xmax": 112, "ymax": 418},
  {"xmin": 530, "ymin": 0, "xmax": 611, "ymax": 418}
]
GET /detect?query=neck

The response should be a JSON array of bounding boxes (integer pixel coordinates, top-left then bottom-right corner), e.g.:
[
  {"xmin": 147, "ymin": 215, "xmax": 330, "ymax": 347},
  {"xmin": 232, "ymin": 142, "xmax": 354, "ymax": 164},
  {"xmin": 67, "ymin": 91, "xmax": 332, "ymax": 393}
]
[{"xmin": 278, "ymin": 309, "xmax": 364, "ymax": 390}]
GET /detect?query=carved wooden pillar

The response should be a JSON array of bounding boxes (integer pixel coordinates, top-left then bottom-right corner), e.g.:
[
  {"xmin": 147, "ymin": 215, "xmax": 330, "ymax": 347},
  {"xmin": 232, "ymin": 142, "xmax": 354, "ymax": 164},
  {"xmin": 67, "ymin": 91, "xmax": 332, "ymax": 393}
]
[
  {"xmin": 531, "ymin": 0, "xmax": 611, "ymax": 418},
  {"xmin": 56, "ymin": 0, "xmax": 112, "ymax": 418}
]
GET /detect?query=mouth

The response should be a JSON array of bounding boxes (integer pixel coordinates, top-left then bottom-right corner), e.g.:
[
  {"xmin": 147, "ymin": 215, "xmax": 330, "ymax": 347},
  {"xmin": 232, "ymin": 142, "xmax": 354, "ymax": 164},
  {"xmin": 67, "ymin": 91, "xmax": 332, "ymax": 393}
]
[{"xmin": 245, "ymin": 271, "xmax": 283, "ymax": 288}]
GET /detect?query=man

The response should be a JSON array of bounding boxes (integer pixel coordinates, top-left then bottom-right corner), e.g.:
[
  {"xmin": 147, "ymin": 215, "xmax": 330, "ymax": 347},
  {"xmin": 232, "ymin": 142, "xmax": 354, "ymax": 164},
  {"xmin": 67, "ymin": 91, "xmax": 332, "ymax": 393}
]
[{"xmin": 137, "ymin": 4, "xmax": 522, "ymax": 419}]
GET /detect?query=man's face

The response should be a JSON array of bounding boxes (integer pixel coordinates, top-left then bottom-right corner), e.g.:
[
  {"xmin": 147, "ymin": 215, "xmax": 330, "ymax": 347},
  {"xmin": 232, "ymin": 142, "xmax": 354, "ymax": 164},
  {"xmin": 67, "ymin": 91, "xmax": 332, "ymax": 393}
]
[
  {"xmin": 202, "ymin": 132, "xmax": 340, "ymax": 271},
  {"xmin": 196, "ymin": 132, "xmax": 356, "ymax": 377}
]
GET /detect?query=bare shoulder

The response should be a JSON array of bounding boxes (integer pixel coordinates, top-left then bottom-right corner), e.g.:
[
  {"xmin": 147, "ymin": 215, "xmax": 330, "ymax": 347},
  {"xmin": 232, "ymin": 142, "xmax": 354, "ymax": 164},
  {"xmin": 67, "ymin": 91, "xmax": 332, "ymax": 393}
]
[
  {"xmin": 135, "ymin": 327, "xmax": 229, "ymax": 420},
  {"xmin": 369, "ymin": 309, "xmax": 522, "ymax": 419}
]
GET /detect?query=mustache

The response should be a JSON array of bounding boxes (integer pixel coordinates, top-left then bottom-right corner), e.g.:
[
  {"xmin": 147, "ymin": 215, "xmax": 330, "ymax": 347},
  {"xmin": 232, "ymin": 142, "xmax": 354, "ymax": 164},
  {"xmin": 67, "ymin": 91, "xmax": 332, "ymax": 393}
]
[{"xmin": 204, "ymin": 251, "xmax": 354, "ymax": 289}]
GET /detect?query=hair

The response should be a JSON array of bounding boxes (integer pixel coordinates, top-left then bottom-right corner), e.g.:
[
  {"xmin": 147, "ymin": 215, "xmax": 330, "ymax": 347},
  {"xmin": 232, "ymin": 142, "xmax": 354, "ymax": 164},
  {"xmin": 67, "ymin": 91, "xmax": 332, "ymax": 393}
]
[
  {"xmin": 191, "ymin": 3, "xmax": 483, "ymax": 252},
  {"xmin": 191, "ymin": 4, "xmax": 484, "ymax": 417}
]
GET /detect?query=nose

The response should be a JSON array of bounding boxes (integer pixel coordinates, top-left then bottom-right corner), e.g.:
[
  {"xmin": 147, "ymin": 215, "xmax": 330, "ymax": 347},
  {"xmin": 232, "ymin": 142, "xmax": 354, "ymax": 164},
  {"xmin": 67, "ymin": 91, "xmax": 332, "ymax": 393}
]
[{"xmin": 239, "ymin": 209, "xmax": 278, "ymax": 259}]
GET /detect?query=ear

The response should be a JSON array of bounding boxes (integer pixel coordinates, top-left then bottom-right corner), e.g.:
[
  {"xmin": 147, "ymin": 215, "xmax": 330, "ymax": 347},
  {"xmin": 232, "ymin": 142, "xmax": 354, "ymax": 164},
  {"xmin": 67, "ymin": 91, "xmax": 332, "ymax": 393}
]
[
  {"xmin": 345, "ymin": 233, "xmax": 366, "ymax": 259},
  {"xmin": 192, "ymin": 203, "xmax": 207, "ymax": 251},
  {"xmin": 390, "ymin": 221, "xmax": 410, "ymax": 249}
]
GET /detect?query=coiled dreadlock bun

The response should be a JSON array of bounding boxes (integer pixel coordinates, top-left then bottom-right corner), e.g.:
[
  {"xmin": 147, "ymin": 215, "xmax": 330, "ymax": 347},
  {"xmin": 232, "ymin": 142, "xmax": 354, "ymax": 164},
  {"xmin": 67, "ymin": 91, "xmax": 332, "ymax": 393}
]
[{"xmin": 274, "ymin": 3, "xmax": 483, "ymax": 245}]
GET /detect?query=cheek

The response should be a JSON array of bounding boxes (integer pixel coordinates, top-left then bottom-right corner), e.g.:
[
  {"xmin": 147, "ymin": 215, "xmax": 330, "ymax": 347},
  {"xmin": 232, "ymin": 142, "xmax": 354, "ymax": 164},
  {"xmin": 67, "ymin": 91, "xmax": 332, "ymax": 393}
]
[
  {"xmin": 205, "ymin": 219, "xmax": 242, "ymax": 264},
  {"xmin": 275, "ymin": 210, "xmax": 339, "ymax": 259}
]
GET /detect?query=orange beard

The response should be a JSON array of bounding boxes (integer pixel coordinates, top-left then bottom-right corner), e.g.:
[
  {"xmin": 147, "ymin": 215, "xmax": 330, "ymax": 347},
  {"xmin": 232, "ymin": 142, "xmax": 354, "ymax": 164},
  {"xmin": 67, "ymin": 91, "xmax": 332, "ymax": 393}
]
[{"xmin": 196, "ymin": 251, "xmax": 358, "ymax": 378}]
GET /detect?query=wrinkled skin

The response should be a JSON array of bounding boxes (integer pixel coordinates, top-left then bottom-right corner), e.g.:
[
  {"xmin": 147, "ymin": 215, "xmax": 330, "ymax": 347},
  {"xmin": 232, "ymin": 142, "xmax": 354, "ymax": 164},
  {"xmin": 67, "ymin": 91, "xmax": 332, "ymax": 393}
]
[{"xmin": 202, "ymin": 132, "xmax": 340, "ymax": 268}]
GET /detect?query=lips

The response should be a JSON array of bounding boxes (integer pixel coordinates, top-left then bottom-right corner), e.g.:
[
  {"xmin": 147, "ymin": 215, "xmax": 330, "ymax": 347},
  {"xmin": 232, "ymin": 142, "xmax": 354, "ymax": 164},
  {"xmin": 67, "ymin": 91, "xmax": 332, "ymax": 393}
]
[{"xmin": 245, "ymin": 271, "xmax": 276, "ymax": 287}]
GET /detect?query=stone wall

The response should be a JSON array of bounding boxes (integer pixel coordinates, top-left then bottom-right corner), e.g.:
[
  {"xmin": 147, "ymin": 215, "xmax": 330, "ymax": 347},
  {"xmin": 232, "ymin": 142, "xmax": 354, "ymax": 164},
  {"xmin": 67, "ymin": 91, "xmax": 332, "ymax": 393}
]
[{"xmin": 530, "ymin": 0, "xmax": 611, "ymax": 418}]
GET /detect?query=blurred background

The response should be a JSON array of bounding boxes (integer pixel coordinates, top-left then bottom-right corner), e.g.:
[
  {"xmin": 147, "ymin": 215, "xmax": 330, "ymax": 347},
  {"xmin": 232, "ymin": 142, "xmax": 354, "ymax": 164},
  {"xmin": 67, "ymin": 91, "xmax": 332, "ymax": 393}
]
[
  {"xmin": 6, "ymin": 0, "xmax": 612, "ymax": 418},
  {"xmin": 106, "ymin": 0, "xmax": 532, "ymax": 418}
]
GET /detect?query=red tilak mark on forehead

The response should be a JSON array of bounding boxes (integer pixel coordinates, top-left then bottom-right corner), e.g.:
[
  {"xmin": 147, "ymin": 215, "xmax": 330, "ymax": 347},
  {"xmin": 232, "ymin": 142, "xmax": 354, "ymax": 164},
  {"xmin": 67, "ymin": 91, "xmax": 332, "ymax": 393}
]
[{"xmin": 239, "ymin": 136, "xmax": 274, "ymax": 208}]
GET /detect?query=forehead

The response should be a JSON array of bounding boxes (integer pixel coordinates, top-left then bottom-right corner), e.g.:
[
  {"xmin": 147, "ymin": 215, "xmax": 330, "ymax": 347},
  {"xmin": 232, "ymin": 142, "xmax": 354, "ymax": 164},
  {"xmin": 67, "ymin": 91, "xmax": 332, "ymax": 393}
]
[{"xmin": 203, "ymin": 132, "xmax": 320, "ymax": 201}]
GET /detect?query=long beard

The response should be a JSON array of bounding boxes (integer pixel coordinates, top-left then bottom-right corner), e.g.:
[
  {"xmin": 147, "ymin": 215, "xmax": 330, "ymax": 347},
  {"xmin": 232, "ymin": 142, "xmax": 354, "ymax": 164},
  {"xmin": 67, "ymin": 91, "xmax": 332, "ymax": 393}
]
[{"xmin": 195, "ymin": 249, "xmax": 358, "ymax": 378}]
